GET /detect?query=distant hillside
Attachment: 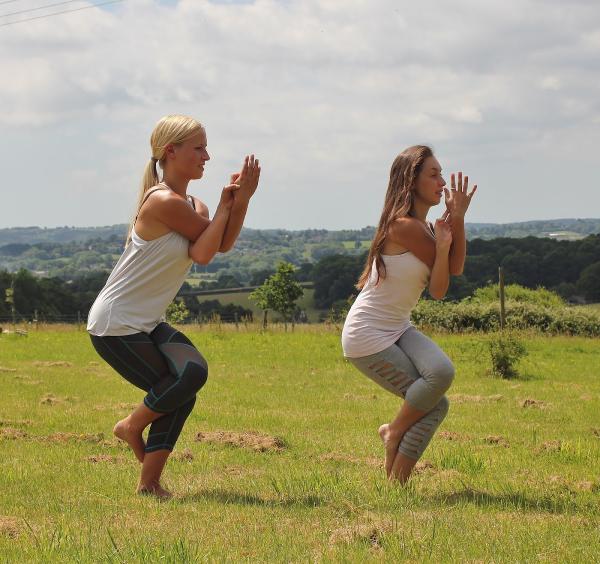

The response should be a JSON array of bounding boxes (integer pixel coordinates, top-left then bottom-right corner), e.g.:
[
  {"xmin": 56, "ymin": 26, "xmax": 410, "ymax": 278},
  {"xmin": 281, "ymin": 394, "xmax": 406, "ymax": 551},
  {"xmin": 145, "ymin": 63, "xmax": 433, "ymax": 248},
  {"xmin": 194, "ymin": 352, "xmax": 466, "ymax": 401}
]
[{"xmin": 0, "ymin": 218, "xmax": 599, "ymax": 245}]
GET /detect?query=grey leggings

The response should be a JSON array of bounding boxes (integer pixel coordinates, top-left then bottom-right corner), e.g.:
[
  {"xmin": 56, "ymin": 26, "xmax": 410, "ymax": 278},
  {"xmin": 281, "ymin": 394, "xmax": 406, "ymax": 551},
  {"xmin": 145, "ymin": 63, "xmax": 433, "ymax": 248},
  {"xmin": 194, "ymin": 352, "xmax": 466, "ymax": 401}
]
[{"xmin": 348, "ymin": 327, "xmax": 454, "ymax": 460}]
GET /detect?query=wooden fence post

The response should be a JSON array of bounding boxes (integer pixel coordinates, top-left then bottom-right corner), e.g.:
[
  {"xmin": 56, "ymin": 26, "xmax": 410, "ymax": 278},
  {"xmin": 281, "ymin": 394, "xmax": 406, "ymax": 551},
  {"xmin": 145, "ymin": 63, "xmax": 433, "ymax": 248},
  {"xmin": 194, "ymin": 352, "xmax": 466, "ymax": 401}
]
[{"xmin": 499, "ymin": 266, "xmax": 506, "ymax": 330}]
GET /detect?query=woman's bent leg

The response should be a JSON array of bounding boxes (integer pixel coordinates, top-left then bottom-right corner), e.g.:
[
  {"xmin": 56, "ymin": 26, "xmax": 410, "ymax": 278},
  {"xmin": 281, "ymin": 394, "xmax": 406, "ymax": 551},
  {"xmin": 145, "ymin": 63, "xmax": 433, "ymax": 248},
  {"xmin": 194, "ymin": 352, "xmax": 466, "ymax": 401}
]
[{"xmin": 348, "ymin": 328, "xmax": 454, "ymax": 480}]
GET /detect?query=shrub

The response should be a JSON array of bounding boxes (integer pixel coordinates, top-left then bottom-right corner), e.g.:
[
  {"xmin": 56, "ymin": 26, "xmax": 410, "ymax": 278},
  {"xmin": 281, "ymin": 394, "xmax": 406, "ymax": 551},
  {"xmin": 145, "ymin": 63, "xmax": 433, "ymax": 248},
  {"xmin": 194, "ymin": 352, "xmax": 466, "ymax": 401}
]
[
  {"xmin": 488, "ymin": 332, "xmax": 528, "ymax": 379},
  {"xmin": 471, "ymin": 284, "xmax": 565, "ymax": 308},
  {"xmin": 411, "ymin": 299, "xmax": 600, "ymax": 336}
]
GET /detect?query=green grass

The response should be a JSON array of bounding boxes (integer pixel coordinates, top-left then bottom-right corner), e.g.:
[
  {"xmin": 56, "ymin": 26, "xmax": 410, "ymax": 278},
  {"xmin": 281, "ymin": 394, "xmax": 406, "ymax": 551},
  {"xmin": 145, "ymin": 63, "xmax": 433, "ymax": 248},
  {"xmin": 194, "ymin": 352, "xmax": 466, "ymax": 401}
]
[{"xmin": 1, "ymin": 328, "xmax": 599, "ymax": 562}]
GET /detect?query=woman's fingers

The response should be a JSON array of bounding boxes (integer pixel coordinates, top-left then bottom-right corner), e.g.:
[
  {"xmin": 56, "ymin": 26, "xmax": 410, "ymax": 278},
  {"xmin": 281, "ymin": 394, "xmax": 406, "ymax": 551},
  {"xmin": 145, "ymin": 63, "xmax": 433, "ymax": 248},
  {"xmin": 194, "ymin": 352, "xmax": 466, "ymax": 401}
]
[
  {"xmin": 463, "ymin": 175, "xmax": 468, "ymax": 194},
  {"xmin": 468, "ymin": 185, "xmax": 477, "ymax": 200}
]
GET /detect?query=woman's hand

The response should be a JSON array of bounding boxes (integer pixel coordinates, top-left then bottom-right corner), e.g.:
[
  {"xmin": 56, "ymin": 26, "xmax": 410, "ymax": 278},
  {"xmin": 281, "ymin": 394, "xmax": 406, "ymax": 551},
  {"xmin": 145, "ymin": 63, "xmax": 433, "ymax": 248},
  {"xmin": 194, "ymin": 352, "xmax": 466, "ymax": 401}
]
[
  {"xmin": 444, "ymin": 171, "xmax": 477, "ymax": 220},
  {"xmin": 434, "ymin": 218, "xmax": 453, "ymax": 251},
  {"xmin": 217, "ymin": 183, "xmax": 240, "ymax": 212},
  {"xmin": 232, "ymin": 155, "xmax": 261, "ymax": 203}
]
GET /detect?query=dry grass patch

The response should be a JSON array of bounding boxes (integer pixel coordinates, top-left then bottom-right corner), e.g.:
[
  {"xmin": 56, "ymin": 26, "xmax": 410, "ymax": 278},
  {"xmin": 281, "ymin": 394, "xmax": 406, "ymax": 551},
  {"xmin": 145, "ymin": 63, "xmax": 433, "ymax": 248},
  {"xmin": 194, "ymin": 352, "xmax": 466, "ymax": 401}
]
[
  {"xmin": 521, "ymin": 398, "xmax": 547, "ymax": 408},
  {"xmin": 438, "ymin": 430, "xmax": 469, "ymax": 441},
  {"xmin": 41, "ymin": 432, "xmax": 105, "ymax": 444},
  {"xmin": 414, "ymin": 460, "xmax": 435, "ymax": 474},
  {"xmin": 450, "ymin": 393, "xmax": 504, "ymax": 404},
  {"xmin": 0, "ymin": 516, "xmax": 22, "ymax": 539},
  {"xmin": 0, "ymin": 367, "xmax": 17, "ymax": 373},
  {"xmin": 33, "ymin": 361, "xmax": 73, "ymax": 368},
  {"xmin": 39, "ymin": 394, "xmax": 63, "ymax": 406},
  {"xmin": 329, "ymin": 519, "xmax": 393, "ymax": 548},
  {"xmin": 537, "ymin": 440, "xmax": 563, "ymax": 453},
  {"xmin": 86, "ymin": 454, "xmax": 127, "ymax": 464},
  {"xmin": 342, "ymin": 393, "xmax": 378, "ymax": 401},
  {"xmin": 0, "ymin": 419, "xmax": 32, "ymax": 427},
  {"xmin": 0, "ymin": 427, "xmax": 28, "ymax": 440},
  {"xmin": 484, "ymin": 435, "xmax": 510, "ymax": 447},
  {"xmin": 195, "ymin": 430, "xmax": 286, "ymax": 452},
  {"xmin": 591, "ymin": 428, "xmax": 600, "ymax": 438},
  {"xmin": 171, "ymin": 448, "xmax": 194, "ymax": 462}
]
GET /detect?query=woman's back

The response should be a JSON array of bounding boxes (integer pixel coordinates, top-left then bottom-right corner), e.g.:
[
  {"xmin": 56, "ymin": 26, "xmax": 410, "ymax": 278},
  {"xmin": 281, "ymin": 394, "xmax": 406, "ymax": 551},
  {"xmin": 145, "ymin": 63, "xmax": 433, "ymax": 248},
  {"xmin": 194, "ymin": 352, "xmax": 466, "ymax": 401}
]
[
  {"xmin": 87, "ymin": 223, "xmax": 192, "ymax": 336},
  {"xmin": 341, "ymin": 252, "xmax": 430, "ymax": 358}
]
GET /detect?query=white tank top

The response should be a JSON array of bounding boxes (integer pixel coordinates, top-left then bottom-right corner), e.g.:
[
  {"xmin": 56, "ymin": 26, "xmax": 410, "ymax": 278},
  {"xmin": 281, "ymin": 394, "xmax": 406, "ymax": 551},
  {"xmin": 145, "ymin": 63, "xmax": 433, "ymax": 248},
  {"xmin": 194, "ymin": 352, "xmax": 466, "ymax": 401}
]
[
  {"xmin": 87, "ymin": 187, "xmax": 194, "ymax": 336},
  {"xmin": 341, "ymin": 253, "xmax": 430, "ymax": 358}
]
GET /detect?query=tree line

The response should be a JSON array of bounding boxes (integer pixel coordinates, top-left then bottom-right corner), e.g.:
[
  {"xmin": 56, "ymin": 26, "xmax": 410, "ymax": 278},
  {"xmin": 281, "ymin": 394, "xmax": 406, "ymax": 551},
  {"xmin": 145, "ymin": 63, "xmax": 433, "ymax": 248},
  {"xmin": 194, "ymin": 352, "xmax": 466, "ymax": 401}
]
[{"xmin": 1, "ymin": 233, "xmax": 599, "ymax": 321}]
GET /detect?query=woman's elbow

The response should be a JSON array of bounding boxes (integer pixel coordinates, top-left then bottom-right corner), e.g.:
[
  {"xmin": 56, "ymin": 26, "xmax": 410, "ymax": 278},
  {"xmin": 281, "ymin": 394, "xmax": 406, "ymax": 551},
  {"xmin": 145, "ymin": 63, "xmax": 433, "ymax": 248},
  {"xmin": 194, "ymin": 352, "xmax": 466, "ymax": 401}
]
[
  {"xmin": 428, "ymin": 285, "xmax": 448, "ymax": 300},
  {"xmin": 449, "ymin": 266, "xmax": 464, "ymax": 276},
  {"xmin": 189, "ymin": 250, "xmax": 213, "ymax": 265}
]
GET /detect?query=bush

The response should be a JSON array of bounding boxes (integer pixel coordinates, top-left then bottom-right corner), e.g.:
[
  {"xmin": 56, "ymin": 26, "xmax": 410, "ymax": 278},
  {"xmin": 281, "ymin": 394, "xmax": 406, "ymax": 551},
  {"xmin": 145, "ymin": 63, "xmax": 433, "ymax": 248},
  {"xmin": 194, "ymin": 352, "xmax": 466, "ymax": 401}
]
[
  {"xmin": 488, "ymin": 332, "xmax": 528, "ymax": 378},
  {"xmin": 471, "ymin": 284, "xmax": 565, "ymax": 308},
  {"xmin": 411, "ymin": 299, "xmax": 600, "ymax": 336}
]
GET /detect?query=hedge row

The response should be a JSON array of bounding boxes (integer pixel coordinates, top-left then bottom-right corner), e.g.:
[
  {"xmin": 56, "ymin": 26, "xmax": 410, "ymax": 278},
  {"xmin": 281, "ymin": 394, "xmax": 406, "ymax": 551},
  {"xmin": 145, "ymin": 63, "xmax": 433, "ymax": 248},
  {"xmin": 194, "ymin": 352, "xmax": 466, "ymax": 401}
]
[{"xmin": 411, "ymin": 300, "xmax": 600, "ymax": 337}]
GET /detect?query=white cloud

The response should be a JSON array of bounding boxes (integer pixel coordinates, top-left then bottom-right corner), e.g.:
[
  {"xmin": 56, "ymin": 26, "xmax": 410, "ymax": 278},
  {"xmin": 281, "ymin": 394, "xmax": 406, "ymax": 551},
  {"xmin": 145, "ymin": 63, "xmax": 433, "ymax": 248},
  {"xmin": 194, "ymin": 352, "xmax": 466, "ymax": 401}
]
[{"xmin": 1, "ymin": 0, "xmax": 599, "ymax": 228}]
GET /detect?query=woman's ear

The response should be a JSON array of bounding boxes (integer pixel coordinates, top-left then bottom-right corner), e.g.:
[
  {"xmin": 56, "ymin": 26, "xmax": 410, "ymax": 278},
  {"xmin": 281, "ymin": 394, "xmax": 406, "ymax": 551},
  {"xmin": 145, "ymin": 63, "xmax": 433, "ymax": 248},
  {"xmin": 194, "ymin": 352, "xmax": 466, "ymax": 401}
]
[{"xmin": 165, "ymin": 144, "xmax": 176, "ymax": 160}]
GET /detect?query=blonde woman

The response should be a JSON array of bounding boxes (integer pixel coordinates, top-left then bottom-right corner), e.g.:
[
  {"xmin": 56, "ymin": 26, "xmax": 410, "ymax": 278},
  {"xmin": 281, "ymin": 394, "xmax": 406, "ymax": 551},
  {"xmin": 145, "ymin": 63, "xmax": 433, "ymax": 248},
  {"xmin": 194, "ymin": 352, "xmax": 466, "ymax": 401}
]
[
  {"xmin": 342, "ymin": 145, "xmax": 476, "ymax": 483},
  {"xmin": 87, "ymin": 115, "xmax": 260, "ymax": 498}
]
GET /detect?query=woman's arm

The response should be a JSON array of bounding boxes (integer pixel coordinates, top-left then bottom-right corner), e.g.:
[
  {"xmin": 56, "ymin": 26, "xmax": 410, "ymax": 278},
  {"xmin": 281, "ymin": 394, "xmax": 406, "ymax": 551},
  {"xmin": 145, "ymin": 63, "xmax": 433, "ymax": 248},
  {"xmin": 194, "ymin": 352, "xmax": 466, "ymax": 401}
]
[
  {"xmin": 219, "ymin": 155, "xmax": 261, "ymax": 252},
  {"xmin": 448, "ymin": 216, "xmax": 466, "ymax": 276},
  {"xmin": 429, "ymin": 220, "xmax": 453, "ymax": 299},
  {"xmin": 444, "ymin": 172, "xmax": 477, "ymax": 275},
  {"xmin": 188, "ymin": 184, "xmax": 238, "ymax": 264}
]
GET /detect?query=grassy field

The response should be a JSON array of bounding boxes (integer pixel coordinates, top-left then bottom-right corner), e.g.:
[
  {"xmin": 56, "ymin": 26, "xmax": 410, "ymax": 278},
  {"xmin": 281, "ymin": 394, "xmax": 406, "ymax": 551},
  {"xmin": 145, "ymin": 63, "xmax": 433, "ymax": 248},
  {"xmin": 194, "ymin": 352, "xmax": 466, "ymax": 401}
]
[{"xmin": 1, "ymin": 327, "xmax": 599, "ymax": 562}]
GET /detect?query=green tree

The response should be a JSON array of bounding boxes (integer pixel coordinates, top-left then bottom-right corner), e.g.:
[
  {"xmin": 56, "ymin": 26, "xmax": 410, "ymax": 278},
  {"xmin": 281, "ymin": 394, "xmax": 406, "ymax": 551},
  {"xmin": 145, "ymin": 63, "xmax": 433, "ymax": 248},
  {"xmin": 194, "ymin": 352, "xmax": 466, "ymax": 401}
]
[
  {"xmin": 250, "ymin": 262, "xmax": 304, "ymax": 329},
  {"xmin": 312, "ymin": 254, "xmax": 364, "ymax": 309},
  {"xmin": 166, "ymin": 299, "xmax": 190, "ymax": 324},
  {"xmin": 577, "ymin": 261, "xmax": 600, "ymax": 302}
]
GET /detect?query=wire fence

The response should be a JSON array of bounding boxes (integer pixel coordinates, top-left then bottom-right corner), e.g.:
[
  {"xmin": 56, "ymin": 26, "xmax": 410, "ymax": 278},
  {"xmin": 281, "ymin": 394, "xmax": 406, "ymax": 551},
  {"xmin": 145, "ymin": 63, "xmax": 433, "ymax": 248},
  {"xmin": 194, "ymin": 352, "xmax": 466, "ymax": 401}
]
[{"xmin": 0, "ymin": 311, "xmax": 319, "ymax": 329}]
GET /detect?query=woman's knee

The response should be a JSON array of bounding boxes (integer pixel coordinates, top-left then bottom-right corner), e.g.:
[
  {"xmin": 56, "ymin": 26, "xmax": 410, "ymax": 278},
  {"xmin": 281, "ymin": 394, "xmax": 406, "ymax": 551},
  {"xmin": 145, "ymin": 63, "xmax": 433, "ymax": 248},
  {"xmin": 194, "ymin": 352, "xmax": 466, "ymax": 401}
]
[
  {"xmin": 190, "ymin": 362, "xmax": 208, "ymax": 393},
  {"xmin": 431, "ymin": 359, "xmax": 455, "ymax": 393}
]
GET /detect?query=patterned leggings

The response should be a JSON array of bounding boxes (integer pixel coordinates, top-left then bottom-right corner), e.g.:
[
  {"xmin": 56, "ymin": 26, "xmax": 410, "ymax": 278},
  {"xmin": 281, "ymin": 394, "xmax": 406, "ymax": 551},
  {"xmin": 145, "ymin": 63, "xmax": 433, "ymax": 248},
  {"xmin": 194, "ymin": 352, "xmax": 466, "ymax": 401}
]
[
  {"xmin": 90, "ymin": 322, "xmax": 208, "ymax": 452},
  {"xmin": 348, "ymin": 327, "xmax": 454, "ymax": 460}
]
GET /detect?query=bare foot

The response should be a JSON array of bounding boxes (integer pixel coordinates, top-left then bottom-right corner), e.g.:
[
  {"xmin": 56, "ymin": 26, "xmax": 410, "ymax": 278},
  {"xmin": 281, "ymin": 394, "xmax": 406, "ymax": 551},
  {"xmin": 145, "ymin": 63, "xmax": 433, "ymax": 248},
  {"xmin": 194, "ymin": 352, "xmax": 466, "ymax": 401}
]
[
  {"xmin": 378, "ymin": 423, "xmax": 404, "ymax": 478},
  {"xmin": 137, "ymin": 481, "xmax": 172, "ymax": 500},
  {"xmin": 113, "ymin": 418, "xmax": 145, "ymax": 463}
]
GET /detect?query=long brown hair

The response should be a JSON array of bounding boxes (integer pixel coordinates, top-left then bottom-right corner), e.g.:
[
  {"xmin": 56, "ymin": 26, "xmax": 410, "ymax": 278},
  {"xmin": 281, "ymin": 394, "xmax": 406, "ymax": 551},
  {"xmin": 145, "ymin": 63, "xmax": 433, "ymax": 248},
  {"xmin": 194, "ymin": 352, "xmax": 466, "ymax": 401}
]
[{"xmin": 356, "ymin": 145, "xmax": 433, "ymax": 289}]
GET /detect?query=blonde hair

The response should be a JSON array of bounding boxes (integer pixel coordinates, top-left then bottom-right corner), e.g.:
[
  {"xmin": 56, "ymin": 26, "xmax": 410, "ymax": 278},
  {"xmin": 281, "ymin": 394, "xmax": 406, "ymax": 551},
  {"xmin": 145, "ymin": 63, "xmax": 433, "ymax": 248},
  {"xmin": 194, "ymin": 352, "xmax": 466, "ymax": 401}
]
[
  {"xmin": 357, "ymin": 145, "xmax": 433, "ymax": 289},
  {"xmin": 126, "ymin": 114, "xmax": 205, "ymax": 244}
]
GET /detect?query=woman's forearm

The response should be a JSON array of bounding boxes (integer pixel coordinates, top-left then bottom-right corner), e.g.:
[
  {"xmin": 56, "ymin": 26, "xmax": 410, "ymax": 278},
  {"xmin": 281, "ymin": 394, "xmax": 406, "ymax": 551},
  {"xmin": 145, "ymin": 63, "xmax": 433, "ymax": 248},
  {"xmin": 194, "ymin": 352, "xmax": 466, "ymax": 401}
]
[
  {"xmin": 219, "ymin": 197, "xmax": 250, "ymax": 252},
  {"xmin": 448, "ymin": 216, "xmax": 466, "ymax": 275},
  {"xmin": 429, "ymin": 247, "xmax": 450, "ymax": 300},
  {"xmin": 188, "ymin": 208, "xmax": 230, "ymax": 265}
]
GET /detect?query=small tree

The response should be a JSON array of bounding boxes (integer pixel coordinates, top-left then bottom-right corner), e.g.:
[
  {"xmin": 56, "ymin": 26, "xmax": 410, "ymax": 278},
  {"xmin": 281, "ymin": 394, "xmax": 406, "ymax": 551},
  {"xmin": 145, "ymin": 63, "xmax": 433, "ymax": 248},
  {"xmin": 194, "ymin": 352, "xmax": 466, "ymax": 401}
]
[
  {"xmin": 5, "ymin": 281, "xmax": 15, "ymax": 327},
  {"xmin": 488, "ymin": 332, "xmax": 528, "ymax": 379},
  {"xmin": 250, "ymin": 262, "xmax": 304, "ymax": 330},
  {"xmin": 166, "ymin": 299, "xmax": 190, "ymax": 324}
]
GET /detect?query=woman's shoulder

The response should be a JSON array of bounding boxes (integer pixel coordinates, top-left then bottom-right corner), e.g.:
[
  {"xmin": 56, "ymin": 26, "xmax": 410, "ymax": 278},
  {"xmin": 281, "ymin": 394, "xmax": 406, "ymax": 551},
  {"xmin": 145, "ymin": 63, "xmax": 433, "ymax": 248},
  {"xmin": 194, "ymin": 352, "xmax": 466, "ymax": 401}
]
[
  {"xmin": 190, "ymin": 196, "xmax": 210, "ymax": 218},
  {"xmin": 388, "ymin": 216, "xmax": 429, "ymax": 242}
]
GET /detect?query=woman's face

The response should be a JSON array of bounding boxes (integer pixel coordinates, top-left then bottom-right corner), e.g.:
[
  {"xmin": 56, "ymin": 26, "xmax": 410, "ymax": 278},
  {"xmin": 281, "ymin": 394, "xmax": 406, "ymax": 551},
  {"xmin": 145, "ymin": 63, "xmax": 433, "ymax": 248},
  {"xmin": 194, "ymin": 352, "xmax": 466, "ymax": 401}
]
[
  {"xmin": 168, "ymin": 129, "xmax": 210, "ymax": 180},
  {"xmin": 414, "ymin": 155, "xmax": 446, "ymax": 207}
]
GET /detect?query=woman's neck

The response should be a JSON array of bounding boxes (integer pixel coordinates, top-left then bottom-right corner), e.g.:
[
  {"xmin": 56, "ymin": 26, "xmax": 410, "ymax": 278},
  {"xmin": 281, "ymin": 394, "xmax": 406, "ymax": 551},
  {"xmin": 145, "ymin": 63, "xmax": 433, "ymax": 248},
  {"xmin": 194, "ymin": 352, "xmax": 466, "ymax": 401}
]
[
  {"xmin": 161, "ymin": 171, "xmax": 190, "ymax": 197},
  {"xmin": 409, "ymin": 199, "xmax": 431, "ymax": 222}
]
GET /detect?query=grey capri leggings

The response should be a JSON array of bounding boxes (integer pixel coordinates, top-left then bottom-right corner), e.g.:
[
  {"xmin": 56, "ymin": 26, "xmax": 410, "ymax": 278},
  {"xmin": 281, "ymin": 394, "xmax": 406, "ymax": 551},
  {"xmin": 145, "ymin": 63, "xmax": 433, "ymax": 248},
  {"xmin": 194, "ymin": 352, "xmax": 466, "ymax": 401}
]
[{"xmin": 348, "ymin": 327, "xmax": 454, "ymax": 460}]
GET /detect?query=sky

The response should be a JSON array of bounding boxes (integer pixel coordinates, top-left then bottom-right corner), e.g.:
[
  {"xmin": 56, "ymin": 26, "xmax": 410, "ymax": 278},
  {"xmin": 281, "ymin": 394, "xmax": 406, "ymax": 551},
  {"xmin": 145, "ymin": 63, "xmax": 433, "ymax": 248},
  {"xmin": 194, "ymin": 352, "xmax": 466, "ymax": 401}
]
[{"xmin": 1, "ymin": 0, "xmax": 599, "ymax": 230}]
